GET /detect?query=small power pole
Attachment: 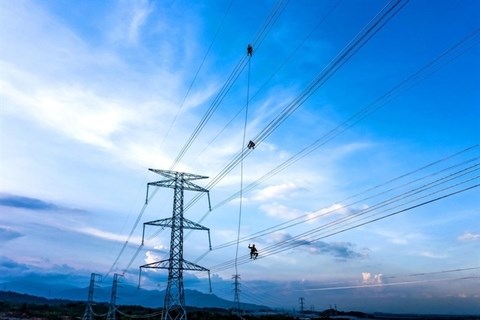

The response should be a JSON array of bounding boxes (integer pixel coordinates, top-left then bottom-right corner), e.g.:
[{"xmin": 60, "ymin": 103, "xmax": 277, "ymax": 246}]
[
  {"xmin": 82, "ymin": 273, "xmax": 100, "ymax": 320},
  {"xmin": 232, "ymin": 274, "xmax": 241, "ymax": 314},
  {"xmin": 107, "ymin": 273, "xmax": 121, "ymax": 320},
  {"xmin": 140, "ymin": 169, "xmax": 212, "ymax": 320}
]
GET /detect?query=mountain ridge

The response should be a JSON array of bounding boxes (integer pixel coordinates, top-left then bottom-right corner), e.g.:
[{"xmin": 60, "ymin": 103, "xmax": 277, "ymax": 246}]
[{"xmin": 0, "ymin": 281, "xmax": 270, "ymax": 311}]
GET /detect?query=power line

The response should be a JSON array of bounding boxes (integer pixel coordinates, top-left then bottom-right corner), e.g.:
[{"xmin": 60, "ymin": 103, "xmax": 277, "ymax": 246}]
[
  {"xmin": 208, "ymin": 161, "xmax": 479, "ymax": 271},
  {"xmin": 186, "ymin": 27, "xmax": 479, "ymax": 269},
  {"xmin": 209, "ymin": 153, "xmax": 480, "ymax": 252},
  {"xmin": 235, "ymin": 52, "xmax": 252, "ymax": 275},
  {"xmin": 253, "ymin": 0, "xmax": 410, "ymax": 144},
  {"xmin": 104, "ymin": 2, "xmax": 478, "ymax": 282},
  {"xmin": 301, "ymin": 266, "xmax": 480, "ymax": 291},
  {"xmin": 169, "ymin": 0, "xmax": 288, "ymax": 170},
  {"xmin": 196, "ymin": 0, "xmax": 344, "ymax": 158},
  {"xmin": 159, "ymin": 0, "xmax": 234, "ymax": 149},
  {"xmin": 191, "ymin": 146, "xmax": 478, "ymax": 264},
  {"xmin": 182, "ymin": 0, "xmax": 410, "ymax": 218},
  {"xmin": 104, "ymin": 1, "xmax": 288, "ymax": 279},
  {"xmin": 213, "ymin": 170, "xmax": 479, "ymax": 271},
  {"xmin": 211, "ymin": 181, "xmax": 478, "ymax": 272},
  {"xmin": 301, "ymin": 276, "xmax": 480, "ymax": 292},
  {"xmin": 103, "ymin": 2, "xmax": 234, "ymax": 279},
  {"xmin": 186, "ymin": 26, "xmax": 479, "ymax": 235},
  {"xmin": 383, "ymin": 266, "xmax": 480, "ymax": 280}
]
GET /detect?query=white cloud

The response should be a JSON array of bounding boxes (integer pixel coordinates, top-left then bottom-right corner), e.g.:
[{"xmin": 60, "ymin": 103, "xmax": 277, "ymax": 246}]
[
  {"xmin": 458, "ymin": 232, "xmax": 480, "ymax": 242},
  {"xmin": 419, "ymin": 251, "xmax": 447, "ymax": 259},
  {"xmin": 128, "ymin": 1, "xmax": 153, "ymax": 44},
  {"xmin": 260, "ymin": 202, "xmax": 303, "ymax": 220},
  {"xmin": 0, "ymin": 1, "xmax": 120, "ymax": 75},
  {"xmin": 374, "ymin": 229, "xmax": 426, "ymax": 245},
  {"xmin": 252, "ymin": 182, "xmax": 301, "ymax": 201},
  {"xmin": 0, "ymin": 2, "xmax": 139, "ymax": 150},
  {"xmin": 1, "ymin": 73, "xmax": 147, "ymax": 152},
  {"xmin": 306, "ymin": 203, "xmax": 350, "ymax": 220},
  {"xmin": 332, "ymin": 142, "xmax": 373, "ymax": 158},
  {"xmin": 0, "ymin": 226, "xmax": 23, "ymax": 242},
  {"xmin": 0, "ymin": 0, "xmax": 212, "ymax": 171},
  {"xmin": 5, "ymin": 82, "xmax": 135, "ymax": 149},
  {"xmin": 106, "ymin": 0, "xmax": 154, "ymax": 45},
  {"xmin": 144, "ymin": 250, "xmax": 162, "ymax": 265},
  {"xmin": 76, "ymin": 226, "xmax": 141, "ymax": 244},
  {"xmin": 362, "ymin": 272, "xmax": 383, "ymax": 284}
]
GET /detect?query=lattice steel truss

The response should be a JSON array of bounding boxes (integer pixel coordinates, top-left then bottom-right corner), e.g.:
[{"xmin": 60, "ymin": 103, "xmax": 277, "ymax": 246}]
[
  {"xmin": 140, "ymin": 169, "xmax": 212, "ymax": 320},
  {"xmin": 82, "ymin": 273, "xmax": 100, "ymax": 320},
  {"xmin": 107, "ymin": 273, "xmax": 121, "ymax": 320}
]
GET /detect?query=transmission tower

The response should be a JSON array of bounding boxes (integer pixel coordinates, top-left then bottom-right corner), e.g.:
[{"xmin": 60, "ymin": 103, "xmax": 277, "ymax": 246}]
[
  {"xmin": 232, "ymin": 274, "xmax": 241, "ymax": 314},
  {"xmin": 140, "ymin": 169, "xmax": 212, "ymax": 320},
  {"xmin": 107, "ymin": 273, "xmax": 121, "ymax": 320},
  {"xmin": 82, "ymin": 273, "xmax": 100, "ymax": 320},
  {"xmin": 299, "ymin": 297, "xmax": 305, "ymax": 313}
]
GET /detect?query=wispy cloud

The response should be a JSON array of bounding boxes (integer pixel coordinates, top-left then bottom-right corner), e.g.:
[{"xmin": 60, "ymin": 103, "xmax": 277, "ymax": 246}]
[
  {"xmin": 76, "ymin": 226, "xmax": 141, "ymax": 244},
  {"xmin": 128, "ymin": 1, "xmax": 154, "ymax": 44},
  {"xmin": 371, "ymin": 228, "xmax": 426, "ymax": 245},
  {"xmin": 0, "ymin": 227, "xmax": 24, "ymax": 242},
  {"xmin": 362, "ymin": 272, "xmax": 383, "ymax": 284},
  {"xmin": 260, "ymin": 202, "xmax": 303, "ymax": 220},
  {"xmin": 0, "ymin": 256, "xmax": 30, "ymax": 273},
  {"xmin": 0, "ymin": 194, "xmax": 60, "ymax": 211},
  {"xmin": 309, "ymin": 240, "xmax": 367, "ymax": 260},
  {"xmin": 107, "ymin": 0, "xmax": 154, "ymax": 45},
  {"xmin": 458, "ymin": 232, "xmax": 480, "ymax": 242},
  {"xmin": 419, "ymin": 251, "xmax": 448, "ymax": 259},
  {"xmin": 270, "ymin": 232, "xmax": 366, "ymax": 260},
  {"xmin": 252, "ymin": 182, "xmax": 302, "ymax": 201}
]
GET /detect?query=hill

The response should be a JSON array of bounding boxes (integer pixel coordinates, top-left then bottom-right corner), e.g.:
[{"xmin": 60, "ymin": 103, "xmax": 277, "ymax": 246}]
[
  {"xmin": 0, "ymin": 286, "xmax": 269, "ymax": 311},
  {"xmin": 0, "ymin": 290, "xmax": 285, "ymax": 320}
]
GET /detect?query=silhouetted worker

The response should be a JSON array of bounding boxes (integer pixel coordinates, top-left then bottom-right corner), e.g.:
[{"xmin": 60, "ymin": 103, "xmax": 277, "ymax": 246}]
[
  {"xmin": 247, "ymin": 44, "xmax": 253, "ymax": 57},
  {"xmin": 247, "ymin": 140, "xmax": 255, "ymax": 149},
  {"xmin": 248, "ymin": 244, "xmax": 258, "ymax": 259}
]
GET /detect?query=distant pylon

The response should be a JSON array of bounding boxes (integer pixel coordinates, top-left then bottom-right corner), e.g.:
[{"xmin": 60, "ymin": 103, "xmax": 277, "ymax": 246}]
[
  {"xmin": 82, "ymin": 273, "xmax": 100, "ymax": 320},
  {"xmin": 107, "ymin": 273, "xmax": 121, "ymax": 320},
  {"xmin": 299, "ymin": 297, "xmax": 305, "ymax": 313},
  {"xmin": 232, "ymin": 274, "xmax": 241, "ymax": 314},
  {"xmin": 140, "ymin": 169, "xmax": 212, "ymax": 320}
]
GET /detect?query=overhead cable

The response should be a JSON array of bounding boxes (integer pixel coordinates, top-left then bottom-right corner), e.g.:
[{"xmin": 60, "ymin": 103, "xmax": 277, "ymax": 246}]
[
  {"xmin": 169, "ymin": 0, "xmax": 288, "ymax": 170},
  {"xmin": 186, "ymin": 27, "xmax": 479, "ymax": 228},
  {"xmin": 209, "ymin": 162, "xmax": 479, "ymax": 271}
]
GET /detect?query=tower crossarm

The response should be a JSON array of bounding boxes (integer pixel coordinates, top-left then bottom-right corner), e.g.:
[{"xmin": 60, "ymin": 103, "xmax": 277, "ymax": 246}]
[
  {"xmin": 143, "ymin": 217, "xmax": 209, "ymax": 230},
  {"xmin": 144, "ymin": 218, "xmax": 172, "ymax": 228},
  {"xmin": 145, "ymin": 169, "xmax": 210, "ymax": 204},
  {"xmin": 182, "ymin": 218, "xmax": 210, "ymax": 231},
  {"xmin": 148, "ymin": 168, "xmax": 208, "ymax": 181},
  {"xmin": 140, "ymin": 259, "xmax": 170, "ymax": 270},
  {"xmin": 147, "ymin": 179, "xmax": 176, "ymax": 188},
  {"xmin": 147, "ymin": 179, "xmax": 208, "ymax": 193},
  {"xmin": 181, "ymin": 259, "xmax": 210, "ymax": 272},
  {"xmin": 140, "ymin": 259, "xmax": 209, "ymax": 272}
]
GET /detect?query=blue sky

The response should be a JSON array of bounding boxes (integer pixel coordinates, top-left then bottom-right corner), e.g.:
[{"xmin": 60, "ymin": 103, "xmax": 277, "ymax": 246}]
[{"xmin": 0, "ymin": 0, "xmax": 479, "ymax": 314}]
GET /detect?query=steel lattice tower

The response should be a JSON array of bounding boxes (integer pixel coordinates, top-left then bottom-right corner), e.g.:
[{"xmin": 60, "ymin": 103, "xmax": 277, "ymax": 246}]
[
  {"xmin": 82, "ymin": 273, "xmax": 99, "ymax": 320},
  {"xmin": 107, "ymin": 273, "xmax": 121, "ymax": 320},
  {"xmin": 299, "ymin": 297, "xmax": 305, "ymax": 313},
  {"xmin": 140, "ymin": 169, "xmax": 212, "ymax": 320},
  {"xmin": 232, "ymin": 274, "xmax": 241, "ymax": 314}
]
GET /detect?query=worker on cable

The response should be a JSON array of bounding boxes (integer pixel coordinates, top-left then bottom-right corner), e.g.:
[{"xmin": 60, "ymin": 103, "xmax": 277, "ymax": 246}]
[
  {"xmin": 247, "ymin": 44, "xmax": 253, "ymax": 57},
  {"xmin": 248, "ymin": 244, "xmax": 258, "ymax": 259},
  {"xmin": 247, "ymin": 140, "xmax": 255, "ymax": 149}
]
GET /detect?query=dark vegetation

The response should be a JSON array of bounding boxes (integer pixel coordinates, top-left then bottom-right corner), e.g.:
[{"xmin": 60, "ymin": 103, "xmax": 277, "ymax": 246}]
[
  {"xmin": 1, "ymin": 291, "xmax": 479, "ymax": 320},
  {"xmin": 0, "ymin": 291, "xmax": 297, "ymax": 319}
]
